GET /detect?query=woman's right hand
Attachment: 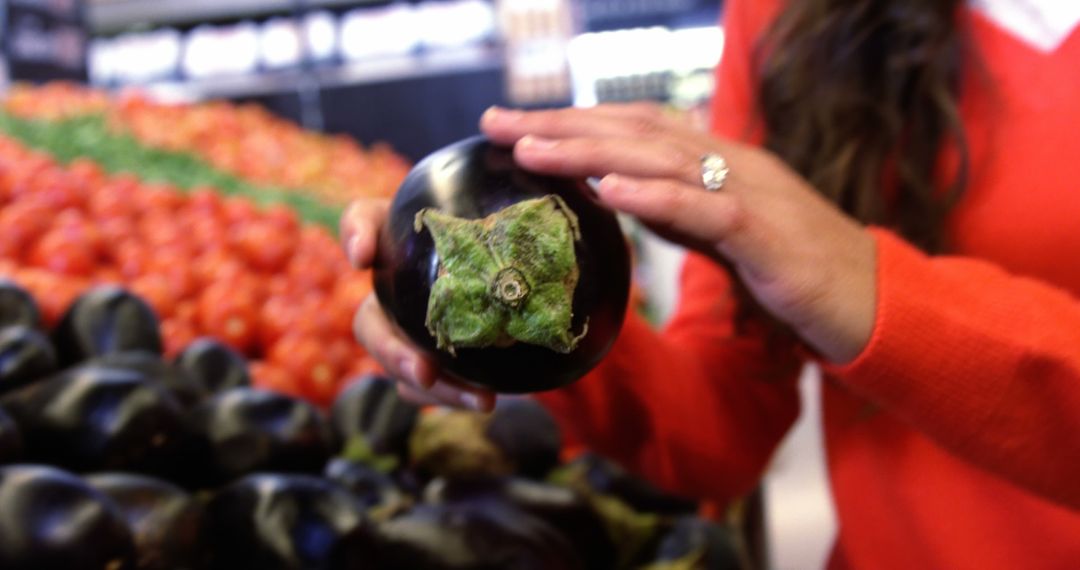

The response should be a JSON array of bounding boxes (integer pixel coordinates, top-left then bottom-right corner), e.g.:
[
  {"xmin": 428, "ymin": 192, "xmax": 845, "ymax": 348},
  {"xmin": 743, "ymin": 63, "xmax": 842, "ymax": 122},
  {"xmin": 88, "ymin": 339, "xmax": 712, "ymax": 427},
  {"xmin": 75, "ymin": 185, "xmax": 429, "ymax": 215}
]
[{"xmin": 340, "ymin": 199, "xmax": 496, "ymax": 411}]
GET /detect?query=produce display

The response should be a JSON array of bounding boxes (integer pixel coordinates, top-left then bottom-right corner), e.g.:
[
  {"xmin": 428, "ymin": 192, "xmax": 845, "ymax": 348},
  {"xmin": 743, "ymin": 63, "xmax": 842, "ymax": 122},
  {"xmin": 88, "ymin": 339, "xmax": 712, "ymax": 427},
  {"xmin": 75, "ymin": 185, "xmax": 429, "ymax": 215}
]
[
  {"xmin": 0, "ymin": 135, "xmax": 374, "ymax": 405},
  {"xmin": 0, "ymin": 281, "xmax": 743, "ymax": 569},
  {"xmin": 3, "ymin": 82, "xmax": 411, "ymax": 206},
  {"xmin": 375, "ymin": 137, "xmax": 632, "ymax": 393}
]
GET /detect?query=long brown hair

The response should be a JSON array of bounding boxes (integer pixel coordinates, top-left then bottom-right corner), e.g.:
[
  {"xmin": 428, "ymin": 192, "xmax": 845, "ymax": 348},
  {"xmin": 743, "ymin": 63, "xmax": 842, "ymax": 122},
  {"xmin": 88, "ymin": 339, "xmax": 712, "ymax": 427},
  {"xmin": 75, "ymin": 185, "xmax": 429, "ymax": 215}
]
[{"xmin": 756, "ymin": 0, "xmax": 969, "ymax": 252}]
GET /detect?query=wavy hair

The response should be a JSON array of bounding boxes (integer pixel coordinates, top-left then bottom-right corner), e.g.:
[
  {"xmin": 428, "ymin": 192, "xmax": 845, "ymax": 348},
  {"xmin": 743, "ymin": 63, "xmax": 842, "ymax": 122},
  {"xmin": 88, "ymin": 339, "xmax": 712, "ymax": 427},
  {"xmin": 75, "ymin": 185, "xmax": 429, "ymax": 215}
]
[{"xmin": 756, "ymin": 0, "xmax": 970, "ymax": 252}]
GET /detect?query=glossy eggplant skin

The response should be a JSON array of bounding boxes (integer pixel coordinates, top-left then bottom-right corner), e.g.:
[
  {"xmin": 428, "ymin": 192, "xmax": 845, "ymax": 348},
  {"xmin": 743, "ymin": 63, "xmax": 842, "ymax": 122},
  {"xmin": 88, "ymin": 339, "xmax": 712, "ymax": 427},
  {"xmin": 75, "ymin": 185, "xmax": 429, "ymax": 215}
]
[
  {"xmin": 0, "ymin": 366, "xmax": 192, "ymax": 477},
  {"xmin": 374, "ymin": 137, "xmax": 631, "ymax": 393},
  {"xmin": 0, "ymin": 325, "xmax": 58, "ymax": 395},
  {"xmin": 426, "ymin": 477, "xmax": 616, "ymax": 570},
  {"xmin": 173, "ymin": 337, "xmax": 250, "ymax": 396},
  {"xmin": 331, "ymin": 375, "xmax": 419, "ymax": 459},
  {"xmin": 0, "ymin": 465, "xmax": 137, "ymax": 570},
  {"xmin": 356, "ymin": 501, "xmax": 584, "ymax": 570},
  {"xmin": 52, "ymin": 286, "xmax": 163, "ymax": 367},
  {"xmin": 651, "ymin": 517, "xmax": 742, "ymax": 570},
  {"xmin": 485, "ymin": 398, "xmax": 562, "ymax": 479},
  {"xmin": 0, "ymin": 406, "xmax": 21, "ymax": 465},
  {"xmin": 202, "ymin": 473, "xmax": 366, "ymax": 570},
  {"xmin": 572, "ymin": 452, "xmax": 698, "ymax": 516},
  {"xmin": 85, "ymin": 473, "xmax": 207, "ymax": 570},
  {"xmin": 87, "ymin": 351, "xmax": 207, "ymax": 408},
  {"xmin": 0, "ymin": 280, "xmax": 42, "ymax": 329},
  {"xmin": 189, "ymin": 388, "xmax": 336, "ymax": 485}
]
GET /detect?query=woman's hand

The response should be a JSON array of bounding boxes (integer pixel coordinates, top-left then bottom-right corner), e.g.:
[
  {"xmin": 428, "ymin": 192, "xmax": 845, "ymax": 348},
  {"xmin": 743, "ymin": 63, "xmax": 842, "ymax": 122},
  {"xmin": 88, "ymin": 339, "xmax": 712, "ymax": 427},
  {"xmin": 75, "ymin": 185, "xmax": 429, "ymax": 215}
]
[
  {"xmin": 481, "ymin": 104, "xmax": 877, "ymax": 364},
  {"xmin": 340, "ymin": 199, "xmax": 496, "ymax": 411}
]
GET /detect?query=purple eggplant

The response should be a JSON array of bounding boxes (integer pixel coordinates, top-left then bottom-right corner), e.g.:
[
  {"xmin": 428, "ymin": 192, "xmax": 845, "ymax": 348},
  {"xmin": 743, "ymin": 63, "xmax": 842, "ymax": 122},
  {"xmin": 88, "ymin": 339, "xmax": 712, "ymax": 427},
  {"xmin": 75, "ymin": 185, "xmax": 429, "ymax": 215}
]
[
  {"xmin": 350, "ymin": 501, "xmax": 584, "ymax": 570},
  {"xmin": 202, "ymin": 473, "xmax": 366, "ymax": 570},
  {"xmin": 86, "ymin": 350, "xmax": 207, "ymax": 408},
  {"xmin": 331, "ymin": 374, "xmax": 419, "ymax": 461},
  {"xmin": 189, "ymin": 387, "xmax": 336, "ymax": 484},
  {"xmin": 485, "ymin": 398, "xmax": 562, "ymax": 479},
  {"xmin": 0, "ymin": 325, "xmax": 57, "ymax": 395},
  {"xmin": 649, "ymin": 517, "xmax": 743, "ymax": 570},
  {"xmin": 0, "ymin": 280, "xmax": 41, "ymax": 329},
  {"xmin": 52, "ymin": 286, "xmax": 163, "ymax": 366},
  {"xmin": 173, "ymin": 337, "xmax": 250, "ymax": 395},
  {"xmin": 0, "ymin": 465, "xmax": 136, "ymax": 570},
  {"xmin": 374, "ymin": 136, "xmax": 630, "ymax": 393},
  {"xmin": 0, "ymin": 406, "xmax": 20, "ymax": 464},
  {"xmin": 85, "ymin": 473, "xmax": 207, "ymax": 570},
  {"xmin": 0, "ymin": 366, "xmax": 193, "ymax": 477},
  {"xmin": 425, "ymin": 476, "xmax": 616, "ymax": 569}
]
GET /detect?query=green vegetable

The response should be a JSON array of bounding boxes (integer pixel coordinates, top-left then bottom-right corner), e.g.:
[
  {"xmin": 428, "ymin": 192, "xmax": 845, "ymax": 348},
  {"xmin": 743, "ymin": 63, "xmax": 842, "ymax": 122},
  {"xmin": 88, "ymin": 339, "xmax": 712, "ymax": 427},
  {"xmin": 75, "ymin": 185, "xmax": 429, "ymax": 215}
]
[
  {"xmin": 0, "ymin": 112, "xmax": 342, "ymax": 229},
  {"xmin": 416, "ymin": 195, "xmax": 587, "ymax": 355}
]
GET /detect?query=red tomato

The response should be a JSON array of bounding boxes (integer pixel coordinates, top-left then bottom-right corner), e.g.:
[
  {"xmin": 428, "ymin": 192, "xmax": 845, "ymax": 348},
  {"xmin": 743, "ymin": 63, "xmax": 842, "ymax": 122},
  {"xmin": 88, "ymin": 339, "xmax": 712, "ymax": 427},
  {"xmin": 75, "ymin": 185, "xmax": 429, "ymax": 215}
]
[
  {"xmin": 187, "ymin": 187, "xmax": 224, "ymax": 217},
  {"xmin": 28, "ymin": 230, "xmax": 97, "ymax": 277},
  {"xmin": 162, "ymin": 317, "xmax": 198, "ymax": 359},
  {"xmin": 197, "ymin": 280, "xmax": 260, "ymax": 354},
  {"xmin": 249, "ymin": 361, "xmax": 305, "ymax": 399},
  {"xmin": 0, "ymin": 201, "xmax": 51, "ymax": 261},
  {"xmin": 268, "ymin": 333, "xmax": 342, "ymax": 406},
  {"xmin": 230, "ymin": 220, "xmax": 297, "ymax": 273},
  {"xmin": 96, "ymin": 217, "xmax": 139, "ymax": 247},
  {"xmin": 52, "ymin": 209, "xmax": 105, "ymax": 257},
  {"xmin": 137, "ymin": 186, "xmax": 186, "ymax": 213},
  {"xmin": 88, "ymin": 179, "xmax": 139, "ymax": 219},
  {"xmin": 222, "ymin": 196, "xmax": 258, "ymax": 225},
  {"xmin": 144, "ymin": 255, "xmax": 198, "ymax": 300},
  {"xmin": 130, "ymin": 273, "xmax": 177, "ymax": 319},
  {"xmin": 112, "ymin": 243, "xmax": 153, "ymax": 280},
  {"xmin": 193, "ymin": 247, "xmax": 247, "ymax": 287},
  {"xmin": 285, "ymin": 255, "xmax": 337, "ymax": 292},
  {"xmin": 263, "ymin": 203, "xmax": 299, "ymax": 233}
]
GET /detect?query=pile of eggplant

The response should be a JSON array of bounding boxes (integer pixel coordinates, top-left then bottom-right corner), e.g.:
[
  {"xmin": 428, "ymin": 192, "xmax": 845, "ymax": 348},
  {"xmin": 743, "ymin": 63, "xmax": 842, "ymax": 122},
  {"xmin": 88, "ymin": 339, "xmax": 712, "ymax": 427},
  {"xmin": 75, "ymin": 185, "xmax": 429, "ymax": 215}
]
[{"xmin": 0, "ymin": 280, "xmax": 743, "ymax": 570}]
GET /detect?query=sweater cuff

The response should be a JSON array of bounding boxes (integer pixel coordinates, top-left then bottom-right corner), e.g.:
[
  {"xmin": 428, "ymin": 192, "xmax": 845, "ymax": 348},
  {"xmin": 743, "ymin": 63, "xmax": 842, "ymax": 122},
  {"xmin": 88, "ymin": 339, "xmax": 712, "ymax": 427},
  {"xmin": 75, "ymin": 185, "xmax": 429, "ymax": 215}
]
[{"xmin": 821, "ymin": 227, "xmax": 924, "ymax": 381}]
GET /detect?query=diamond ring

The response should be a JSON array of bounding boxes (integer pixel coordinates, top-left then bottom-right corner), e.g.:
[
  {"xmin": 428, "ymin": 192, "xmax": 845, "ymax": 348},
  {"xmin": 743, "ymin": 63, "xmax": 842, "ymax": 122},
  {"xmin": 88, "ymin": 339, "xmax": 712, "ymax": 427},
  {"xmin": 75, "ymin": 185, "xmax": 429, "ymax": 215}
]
[{"xmin": 700, "ymin": 153, "xmax": 730, "ymax": 192}]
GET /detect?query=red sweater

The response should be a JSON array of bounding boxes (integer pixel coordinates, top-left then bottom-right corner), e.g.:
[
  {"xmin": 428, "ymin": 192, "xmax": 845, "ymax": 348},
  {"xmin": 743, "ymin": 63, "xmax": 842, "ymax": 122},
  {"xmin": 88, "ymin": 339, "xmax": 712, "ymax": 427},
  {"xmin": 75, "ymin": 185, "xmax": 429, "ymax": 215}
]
[{"xmin": 538, "ymin": 1, "xmax": 1080, "ymax": 568}]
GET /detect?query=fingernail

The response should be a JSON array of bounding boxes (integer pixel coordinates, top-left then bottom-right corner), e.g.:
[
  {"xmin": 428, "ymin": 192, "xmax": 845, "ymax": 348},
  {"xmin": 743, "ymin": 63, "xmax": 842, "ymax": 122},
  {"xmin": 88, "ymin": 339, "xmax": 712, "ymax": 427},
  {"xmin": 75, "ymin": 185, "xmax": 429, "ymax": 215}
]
[
  {"xmin": 482, "ymin": 106, "xmax": 520, "ymax": 125},
  {"xmin": 459, "ymin": 392, "xmax": 483, "ymax": 411},
  {"xmin": 599, "ymin": 174, "xmax": 634, "ymax": 194},
  {"xmin": 346, "ymin": 234, "xmax": 363, "ymax": 267},
  {"xmin": 518, "ymin": 135, "xmax": 557, "ymax": 151},
  {"xmin": 399, "ymin": 357, "xmax": 421, "ymax": 387}
]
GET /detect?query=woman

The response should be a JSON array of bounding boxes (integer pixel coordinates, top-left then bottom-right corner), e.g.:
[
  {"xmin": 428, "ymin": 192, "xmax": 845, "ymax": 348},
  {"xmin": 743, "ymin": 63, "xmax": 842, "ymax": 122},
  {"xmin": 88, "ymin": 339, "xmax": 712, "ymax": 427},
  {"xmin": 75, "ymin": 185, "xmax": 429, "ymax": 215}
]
[{"xmin": 341, "ymin": 0, "xmax": 1080, "ymax": 567}]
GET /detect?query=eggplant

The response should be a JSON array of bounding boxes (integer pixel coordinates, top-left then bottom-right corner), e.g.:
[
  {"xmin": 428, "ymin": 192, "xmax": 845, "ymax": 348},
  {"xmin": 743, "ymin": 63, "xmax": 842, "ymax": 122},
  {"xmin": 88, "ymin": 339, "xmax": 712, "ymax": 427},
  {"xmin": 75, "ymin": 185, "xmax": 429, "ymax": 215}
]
[
  {"xmin": 350, "ymin": 501, "xmax": 584, "ymax": 570},
  {"xmin": 426, "ymin": 476, "xmax": 617, "ymax": 570},
  {"xmin": 485, "ymin": 398, "xmax": 562, "ymax": 479},
  {"xmin": 648, "ymin": 517, "xmax": 743, "ymax": 570},
  {"xmin": 173, "ymin": 337, "xmax": 250, "ymax": 395},
  {"xmin": 203, "ymin": 473, "xmax": 366, "ymax": 570},
  {"xmin": 86, "ymin": 350, "xmax": 207, "ymax": 408},
  {"xmin": 324, "ymin": 457, "xmax": 410, "ymax": 517},
  {"xmin": 331, "ymin": 374, "xmax": 419, "ymax": 461},
  {"xmin": 374, "ymin": 136, "xmax": 631, "ymax": 393},
  {"xmin": 0, "ymin": 366, "xmax": 193, "ymax": 477},
  {"xmin": 190, "ymin": 387, "xmax": 336, "ymax": 484},
  {"xmin": 0, "ymin": 465, "xmax": 136, "ymax": 570},
  {"xmin": 0, "ymin": 325, "xmax": 57, "ymax": 395},
  {"xmin": 0, "ymin": 280, "xmax": 42, "ymax": 329},
  {"xmin": 0, "ymin": 406, "xmax": 21, "ymax": 464},
  {"xmin": 52, "ymin": 285, "xmax": 163, "ymax": 366},
  {"xmin": 409, "ymin": 408, "xmax": 514, "ymax": 480},
  {"xmin": 85, "ymin": 473, "xmax": 207, "ymax": 570},
  {"xmin": 569, "ymin": 452, "xmax": 699, "ymax": 516}
]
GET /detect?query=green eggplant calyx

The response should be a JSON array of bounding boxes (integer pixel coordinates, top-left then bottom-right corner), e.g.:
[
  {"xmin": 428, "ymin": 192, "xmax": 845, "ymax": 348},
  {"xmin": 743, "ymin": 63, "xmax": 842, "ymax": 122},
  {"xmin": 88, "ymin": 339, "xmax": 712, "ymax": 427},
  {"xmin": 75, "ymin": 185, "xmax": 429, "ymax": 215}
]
[
  {"xmin": 341, "ymin": 435, "xmax": 399, "ymax": 474},
  {"xmin": 414, "ymin": 194, "xmax": 586, "ymax": 355}
]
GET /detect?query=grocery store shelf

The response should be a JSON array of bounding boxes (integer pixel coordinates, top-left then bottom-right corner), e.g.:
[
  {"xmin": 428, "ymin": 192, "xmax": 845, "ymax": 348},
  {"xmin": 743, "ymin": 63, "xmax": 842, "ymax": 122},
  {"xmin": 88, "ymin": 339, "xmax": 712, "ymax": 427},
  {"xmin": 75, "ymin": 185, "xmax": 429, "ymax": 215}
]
[
  {"xmin": 87, "ymin": 0, "xmax": 380, "ymax": 32},
  {"xmin": 141, "ymin": 45, "xmax": 503, "ymax": 102}
]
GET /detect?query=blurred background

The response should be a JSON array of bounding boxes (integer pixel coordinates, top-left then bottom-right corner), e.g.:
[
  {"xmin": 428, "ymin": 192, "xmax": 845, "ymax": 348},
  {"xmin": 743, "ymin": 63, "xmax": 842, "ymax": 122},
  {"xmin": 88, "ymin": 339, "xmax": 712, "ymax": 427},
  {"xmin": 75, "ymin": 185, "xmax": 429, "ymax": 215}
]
[{"xmin": 0, "ymin": 1, "xmax": 836, "ymax": 568}]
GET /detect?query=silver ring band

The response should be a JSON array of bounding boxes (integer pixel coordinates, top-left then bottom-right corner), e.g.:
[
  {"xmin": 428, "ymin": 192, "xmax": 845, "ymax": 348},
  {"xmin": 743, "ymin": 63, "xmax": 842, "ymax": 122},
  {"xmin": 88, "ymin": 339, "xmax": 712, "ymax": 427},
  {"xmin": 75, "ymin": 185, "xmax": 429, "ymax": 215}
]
[{"xmin": 700, "ymin": 153, "xmax": 730, "ymax": 192}]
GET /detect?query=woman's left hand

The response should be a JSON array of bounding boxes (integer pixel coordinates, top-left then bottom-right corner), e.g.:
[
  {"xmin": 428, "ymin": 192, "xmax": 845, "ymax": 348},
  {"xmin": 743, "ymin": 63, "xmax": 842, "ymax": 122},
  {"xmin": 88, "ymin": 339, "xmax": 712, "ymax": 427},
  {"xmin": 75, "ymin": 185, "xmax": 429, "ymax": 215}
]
[{"xmin": 481, "ymin": 103, "xmax": 877, "ymax": 364}]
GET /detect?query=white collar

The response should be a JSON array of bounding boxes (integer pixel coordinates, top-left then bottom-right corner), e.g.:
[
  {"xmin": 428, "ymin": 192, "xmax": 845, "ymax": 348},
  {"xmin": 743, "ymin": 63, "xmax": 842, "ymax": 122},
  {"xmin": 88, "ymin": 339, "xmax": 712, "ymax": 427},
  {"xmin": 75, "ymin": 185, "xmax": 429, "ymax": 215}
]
[{"xmin": 970, "ymin": 0, "xmax": 1080, "ymax": 52}]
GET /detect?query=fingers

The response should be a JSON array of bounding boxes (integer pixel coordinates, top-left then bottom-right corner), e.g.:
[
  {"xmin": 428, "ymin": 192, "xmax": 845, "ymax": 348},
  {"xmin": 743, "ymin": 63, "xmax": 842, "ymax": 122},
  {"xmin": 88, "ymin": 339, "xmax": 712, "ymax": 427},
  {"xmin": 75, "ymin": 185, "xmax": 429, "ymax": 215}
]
[
  {"xmin": 353, "ymin": 295, "xmax": 436, "ymax": 390},
  {"xmin": 481, "ymin": 104, "xmax": 685, "ymax": 146},
  {"xmin": 353, "ymin": 295, "xmax": 496, "ymax": 412},
  {"xmin": 397, "ymin": 381, "xmax": 496, "ymax": 412},
  {"xmin": 595, "ymin": 174, "xmax": 739, "ymax": 242},
  {"xmin": 513, "ymin": 135, "xmax": 703, "ymax": 185},
  {"xmin": 339, "ymin": 198, "xmax": 389, "ymax": 268}
]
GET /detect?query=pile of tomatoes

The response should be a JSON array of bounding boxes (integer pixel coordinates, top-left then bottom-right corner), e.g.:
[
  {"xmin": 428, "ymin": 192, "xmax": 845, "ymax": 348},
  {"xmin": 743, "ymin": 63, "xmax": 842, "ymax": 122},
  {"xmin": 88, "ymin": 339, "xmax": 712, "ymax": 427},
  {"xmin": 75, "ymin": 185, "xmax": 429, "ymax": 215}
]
[
  {"xmin": 4, "ymin": 82, "xmax": 410, "ymax": 206},
  {"xmin": 0, "ymin": 135, "xmax": 377, "ymax": 406}
]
